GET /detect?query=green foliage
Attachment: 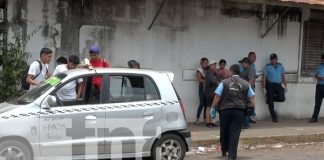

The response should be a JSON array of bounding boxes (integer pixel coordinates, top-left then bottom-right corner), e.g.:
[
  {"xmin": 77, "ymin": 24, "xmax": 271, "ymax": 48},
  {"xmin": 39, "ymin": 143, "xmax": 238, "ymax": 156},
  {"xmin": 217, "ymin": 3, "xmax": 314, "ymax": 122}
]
[{"xmin": 0, "ymin": 38, "xmax": 30, "ymax": 102}]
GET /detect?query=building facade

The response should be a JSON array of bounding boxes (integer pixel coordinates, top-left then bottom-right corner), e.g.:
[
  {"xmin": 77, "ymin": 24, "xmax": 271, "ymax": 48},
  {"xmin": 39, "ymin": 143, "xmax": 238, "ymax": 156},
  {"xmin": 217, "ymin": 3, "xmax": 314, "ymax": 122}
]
[{"xmin": 3, "ymin": 0, "xmax": 324, "ymax": 122}]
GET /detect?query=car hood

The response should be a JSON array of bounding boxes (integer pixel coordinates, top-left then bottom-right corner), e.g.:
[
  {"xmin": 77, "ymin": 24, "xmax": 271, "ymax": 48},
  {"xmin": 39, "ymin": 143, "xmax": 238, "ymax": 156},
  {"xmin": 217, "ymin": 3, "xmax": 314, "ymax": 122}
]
[{"xmin": 0, "ymin": 102, "xmax": 19, "ymax": 114}]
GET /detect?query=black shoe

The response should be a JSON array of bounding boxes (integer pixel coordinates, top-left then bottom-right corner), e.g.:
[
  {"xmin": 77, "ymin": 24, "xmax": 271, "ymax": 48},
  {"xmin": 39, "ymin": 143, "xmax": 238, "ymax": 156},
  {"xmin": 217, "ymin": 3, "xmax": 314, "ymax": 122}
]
[
  {"xmin": 250, "ymin": 119, "xmax": 256, "ymax": 123},
  {"xmin": 206, "ymin": 123, "xmax": 213, "ymax": 128},
  {"xmin": 211, "ymin": 123, "xmax": 218, "ymax": 127},
  {"xmin": 222, "ymin": 150, "xmax": 227, "ymax": 157},
  {"xmin": 242, "ymin": 124, "xmax": 250, "ymax": 129},
  {"xmin": 308, "ymin": 118, "xmax": 318, "ymax": 123},
  {"xmin": 272, "ymin": 118, "xmax": 278, "ymax": 123}
]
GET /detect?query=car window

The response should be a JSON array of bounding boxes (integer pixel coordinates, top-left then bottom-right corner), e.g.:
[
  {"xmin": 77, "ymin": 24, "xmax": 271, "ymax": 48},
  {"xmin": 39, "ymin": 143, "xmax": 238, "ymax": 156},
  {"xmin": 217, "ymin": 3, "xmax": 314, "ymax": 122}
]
[
  {"xmin": 50, "ymin": 75, "xmax": 104, "ymax": 107},
  {"xmin": 12, "ymin": 74, "xmax": 67, "ymax": 104},
  {"xmin": 108, "ymin": 75, "xmax": 160, "ymax": 103}
]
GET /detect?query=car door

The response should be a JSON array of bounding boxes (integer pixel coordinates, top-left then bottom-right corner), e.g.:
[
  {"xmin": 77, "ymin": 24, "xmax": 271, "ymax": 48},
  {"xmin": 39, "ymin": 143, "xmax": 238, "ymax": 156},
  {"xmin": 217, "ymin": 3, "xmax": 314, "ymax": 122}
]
[
  {"xmin": 104, "ymin": 74, "xmax": 162, "ymax": 156},
  {"xmin": 39, "ymin": 75, "xmax": 107, "ymax": 158}
]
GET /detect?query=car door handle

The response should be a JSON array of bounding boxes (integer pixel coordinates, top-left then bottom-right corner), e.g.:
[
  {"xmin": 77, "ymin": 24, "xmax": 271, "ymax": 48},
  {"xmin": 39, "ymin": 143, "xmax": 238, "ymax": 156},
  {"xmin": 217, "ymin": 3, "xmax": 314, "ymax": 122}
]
[
  {"xmin": 143, "ymin": 112, "xmax": 154, "ymax": 117},
  {"xmin": 85, "ymin": 115, "xmax": 97, "ymax": 120}
]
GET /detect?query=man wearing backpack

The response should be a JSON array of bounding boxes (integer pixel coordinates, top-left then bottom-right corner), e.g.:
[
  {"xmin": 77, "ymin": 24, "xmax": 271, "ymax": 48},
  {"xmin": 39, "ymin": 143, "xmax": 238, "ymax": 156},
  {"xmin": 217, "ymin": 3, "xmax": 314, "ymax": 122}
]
[
  {"xmin": 26, "ymin": 48, "xmax": 53, "ymax": 90},
  {"xmin": 211, "ymin": 64, "xmax": 255, "ymax": 160}
]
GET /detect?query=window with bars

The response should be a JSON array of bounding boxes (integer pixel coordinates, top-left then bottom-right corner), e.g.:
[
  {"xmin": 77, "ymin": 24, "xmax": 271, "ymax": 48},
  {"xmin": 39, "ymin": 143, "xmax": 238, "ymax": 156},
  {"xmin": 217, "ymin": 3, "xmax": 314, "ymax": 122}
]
[{"xmin": 301, "ymin": 10, "xmax": 324, "ymax": 76}]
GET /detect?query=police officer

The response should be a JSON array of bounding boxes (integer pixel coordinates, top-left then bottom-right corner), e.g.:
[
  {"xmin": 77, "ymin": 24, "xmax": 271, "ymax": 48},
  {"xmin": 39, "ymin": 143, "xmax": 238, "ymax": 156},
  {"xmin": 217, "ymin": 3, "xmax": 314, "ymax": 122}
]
[
  {"xmin": 211, "ymin": 64, "xmax": 255, "ymax": 160},
  {"xmin": 262, "ymin": 53, "xmax": 287, "ymax": 123},
  {"xmin": 308, "ymin": 54, "xmax": 324, "ymax": 123}
]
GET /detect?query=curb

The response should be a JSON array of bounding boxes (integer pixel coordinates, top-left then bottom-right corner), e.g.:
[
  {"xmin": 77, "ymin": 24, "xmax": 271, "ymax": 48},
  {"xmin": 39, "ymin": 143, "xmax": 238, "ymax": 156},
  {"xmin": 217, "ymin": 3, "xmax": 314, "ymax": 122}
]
[{"xmin": 192, "ymin": 133, "xmax": 324, "ymax": 147}]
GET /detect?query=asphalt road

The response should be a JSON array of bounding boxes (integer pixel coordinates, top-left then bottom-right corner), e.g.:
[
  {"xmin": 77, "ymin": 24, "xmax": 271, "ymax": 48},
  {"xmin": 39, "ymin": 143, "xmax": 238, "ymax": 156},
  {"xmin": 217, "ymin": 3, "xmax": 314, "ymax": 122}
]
[{"xmin": 185, "ymin": 142, "xmax": 324, "ymax": 160}]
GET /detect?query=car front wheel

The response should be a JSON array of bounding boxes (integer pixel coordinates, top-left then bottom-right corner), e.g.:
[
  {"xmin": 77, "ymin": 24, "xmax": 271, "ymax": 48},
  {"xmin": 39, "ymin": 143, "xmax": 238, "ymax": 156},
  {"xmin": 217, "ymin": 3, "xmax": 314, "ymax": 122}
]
[
  {"xmin": 0, "ymin": 140, "xmax": 32, "ymax": 160},
  {"xmin": 151, "ymin": 134, "xmax": 186, "ymax": 160}
]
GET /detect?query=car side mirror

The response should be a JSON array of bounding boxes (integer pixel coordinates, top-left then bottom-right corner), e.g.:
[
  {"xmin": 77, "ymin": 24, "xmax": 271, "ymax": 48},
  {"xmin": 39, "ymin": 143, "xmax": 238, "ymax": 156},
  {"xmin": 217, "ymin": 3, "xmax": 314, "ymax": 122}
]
[{"xmin": 42, "ymin": 95, "xmax": 57, "ymax": 109}]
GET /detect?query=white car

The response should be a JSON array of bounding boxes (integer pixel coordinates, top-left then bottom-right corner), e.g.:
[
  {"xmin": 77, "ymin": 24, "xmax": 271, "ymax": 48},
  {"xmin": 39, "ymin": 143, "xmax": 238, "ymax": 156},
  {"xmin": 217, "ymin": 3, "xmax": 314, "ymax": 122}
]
[{"xmin": 0, "ymin": 68, "xmax": 191, "ymax": 160}]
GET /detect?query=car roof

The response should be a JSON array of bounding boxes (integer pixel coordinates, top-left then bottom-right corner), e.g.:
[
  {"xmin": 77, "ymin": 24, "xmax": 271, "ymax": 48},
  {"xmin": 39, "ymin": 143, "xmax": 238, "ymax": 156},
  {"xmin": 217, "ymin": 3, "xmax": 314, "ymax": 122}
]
[{"xmin": 60, "ymin": 67, "xmax": 173, "ymax": 80}]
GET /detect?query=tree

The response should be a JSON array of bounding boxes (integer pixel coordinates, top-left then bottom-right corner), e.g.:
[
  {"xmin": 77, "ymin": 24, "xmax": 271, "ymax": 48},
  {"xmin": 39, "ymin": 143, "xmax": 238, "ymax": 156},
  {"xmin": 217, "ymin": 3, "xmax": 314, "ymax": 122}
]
[{"xmin": 0, "ymin": 38, "xmax": 30, "ymax": 102}]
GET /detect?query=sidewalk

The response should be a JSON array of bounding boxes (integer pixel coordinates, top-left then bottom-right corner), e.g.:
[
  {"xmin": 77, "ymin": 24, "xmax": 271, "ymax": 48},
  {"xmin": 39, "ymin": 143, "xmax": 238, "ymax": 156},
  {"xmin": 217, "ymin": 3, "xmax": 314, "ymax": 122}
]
[{"xmin": 189, "ymin": 119, "xmax": 324, "ymax": 147}]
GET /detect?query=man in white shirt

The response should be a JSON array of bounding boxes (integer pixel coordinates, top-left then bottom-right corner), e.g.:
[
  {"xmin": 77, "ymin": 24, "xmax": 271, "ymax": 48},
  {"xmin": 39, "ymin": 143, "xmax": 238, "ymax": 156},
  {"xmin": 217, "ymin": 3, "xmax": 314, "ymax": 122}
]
[
  {"xmin": 53, "ymin": 55, "xmax": 84, "ymax": 101},
  {"xmin": 26, "ymin": 48, "xmax": 53, "ymax": 90}
]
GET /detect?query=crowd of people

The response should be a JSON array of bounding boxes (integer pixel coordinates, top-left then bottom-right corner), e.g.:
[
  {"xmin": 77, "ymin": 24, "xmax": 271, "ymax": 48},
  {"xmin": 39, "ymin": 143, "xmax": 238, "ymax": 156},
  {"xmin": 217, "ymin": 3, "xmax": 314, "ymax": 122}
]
[
  {"xmin": 195, "ymin": 52, "xmax": 324, "ymax": 159},
  {"xmin": 25, "ymin": 46, "xmax": 141, "ymax": 102},
  {"xmin": 195, "ymin": 52, "xmax": 289, "ymax": 128}
]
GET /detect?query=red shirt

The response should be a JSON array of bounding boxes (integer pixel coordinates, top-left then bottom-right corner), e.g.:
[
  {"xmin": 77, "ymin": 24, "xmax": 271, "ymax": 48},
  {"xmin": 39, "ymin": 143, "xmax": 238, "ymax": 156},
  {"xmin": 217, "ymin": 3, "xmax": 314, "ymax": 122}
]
[{"xmin": 90, "ymin": 57, "xmax": 110, "ymax": 88}]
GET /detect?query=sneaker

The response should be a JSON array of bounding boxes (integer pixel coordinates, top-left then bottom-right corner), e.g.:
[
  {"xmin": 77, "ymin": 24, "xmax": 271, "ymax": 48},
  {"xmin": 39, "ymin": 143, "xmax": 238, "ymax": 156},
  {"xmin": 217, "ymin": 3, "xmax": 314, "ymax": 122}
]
[
  {"xmin": 272, "ymin": 118, "xmax": 278, "ymax": 123},
  {"xmin": 308, "ymin": 118, "xmax": 318, "ymax": 123},
  {"xmin": 211, "ymin": 123, "xmax": 218, "ymax": 127},
  {"xmin": 206, "ymin": 123, "xmax": 213, "ymax": 128}
]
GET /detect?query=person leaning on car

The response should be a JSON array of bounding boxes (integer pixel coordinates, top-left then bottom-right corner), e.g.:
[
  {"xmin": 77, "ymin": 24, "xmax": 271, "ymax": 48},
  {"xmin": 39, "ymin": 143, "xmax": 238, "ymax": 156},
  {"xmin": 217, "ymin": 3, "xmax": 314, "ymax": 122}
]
[{"xmin": 211, "ymin": 64, "xmax": 255, "ymax": 160}]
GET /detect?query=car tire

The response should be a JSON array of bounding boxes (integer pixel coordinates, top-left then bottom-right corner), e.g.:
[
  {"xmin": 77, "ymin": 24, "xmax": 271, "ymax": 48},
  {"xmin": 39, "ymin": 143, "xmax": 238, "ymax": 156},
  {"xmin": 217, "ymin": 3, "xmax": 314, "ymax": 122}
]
[
  {"xmin": 0, "ymin": 140, "xmax": 32, "ymax": 160},
  {"xmin": 151, "ymin": 134, "xmax": 186, "ymax": 160}
]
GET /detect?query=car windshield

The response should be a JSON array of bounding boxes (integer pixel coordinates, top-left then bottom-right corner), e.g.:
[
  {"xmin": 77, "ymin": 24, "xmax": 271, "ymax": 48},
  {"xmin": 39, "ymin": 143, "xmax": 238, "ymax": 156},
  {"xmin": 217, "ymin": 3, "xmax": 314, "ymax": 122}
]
[{"xmin": 12, "ymin": 73, "xmax": 67, "ymax": 105}]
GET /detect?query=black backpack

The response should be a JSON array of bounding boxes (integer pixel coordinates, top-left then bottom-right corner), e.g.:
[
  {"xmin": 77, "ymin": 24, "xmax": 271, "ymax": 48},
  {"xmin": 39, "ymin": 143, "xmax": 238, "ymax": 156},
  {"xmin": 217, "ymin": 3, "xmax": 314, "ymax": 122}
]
[{"xmin": 21, "ymin": 60, "xmax": 43, "ymax": 90}]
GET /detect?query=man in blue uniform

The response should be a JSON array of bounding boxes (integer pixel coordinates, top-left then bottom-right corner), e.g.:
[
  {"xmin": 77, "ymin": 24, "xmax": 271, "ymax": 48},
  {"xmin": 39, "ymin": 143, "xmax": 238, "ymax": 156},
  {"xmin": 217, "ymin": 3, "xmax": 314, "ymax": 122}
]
[
  {"xmin": 262, "ymin": 53, "xmax": 287, "ymax": 123},
  {"xmin": 211, "ymin": 64, "xmax": 255, "ymax": 160},
  {"xmin": 308, "ymin": 54, "xmax": 324, "ymax": 123}
]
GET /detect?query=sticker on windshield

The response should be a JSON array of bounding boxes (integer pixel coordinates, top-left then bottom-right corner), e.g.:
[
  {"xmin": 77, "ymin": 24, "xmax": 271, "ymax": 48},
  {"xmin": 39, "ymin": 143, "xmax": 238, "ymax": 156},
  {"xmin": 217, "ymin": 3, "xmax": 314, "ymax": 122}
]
[{"xmin": 46, "ymin": 77, "xmax": 61, "ymax": 86}]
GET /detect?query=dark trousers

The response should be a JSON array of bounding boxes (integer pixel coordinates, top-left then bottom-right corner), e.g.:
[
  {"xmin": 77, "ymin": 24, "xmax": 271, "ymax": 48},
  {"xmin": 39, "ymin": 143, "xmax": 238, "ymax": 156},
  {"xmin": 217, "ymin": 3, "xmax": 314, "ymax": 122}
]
[
  {"xmin": 196, "ymin": 85, "xmax": 207, "ymax": 119},
  {"xmin": 266, "ymin": 81, "xmax": 285, "ymax": 120},
  {"xmin": 311, "ymin": 84, "xmax": 324, "ymax": 119},
  {"xmin": 219, "ymin": 109, "xmax": 245, "ymax": 159}
]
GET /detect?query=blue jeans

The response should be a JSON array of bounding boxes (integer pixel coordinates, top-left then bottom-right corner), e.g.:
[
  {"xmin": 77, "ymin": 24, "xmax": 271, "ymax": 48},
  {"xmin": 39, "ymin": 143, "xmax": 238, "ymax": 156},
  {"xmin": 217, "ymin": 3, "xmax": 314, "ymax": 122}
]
[
  {"xmin": 219, "ymin": 108, "xmax": 245, "ymax": 159},
  {"xmin": 196, "ymin": 84, "xmax": 207, "ymax": 119}
]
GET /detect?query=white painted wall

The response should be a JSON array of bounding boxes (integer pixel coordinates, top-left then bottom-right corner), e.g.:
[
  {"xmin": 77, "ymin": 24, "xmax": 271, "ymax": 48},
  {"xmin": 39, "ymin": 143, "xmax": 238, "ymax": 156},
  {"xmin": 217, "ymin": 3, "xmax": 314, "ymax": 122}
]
[{"xmin": 7, "ymin": 0, "xmax": 322, "ymax": 122}]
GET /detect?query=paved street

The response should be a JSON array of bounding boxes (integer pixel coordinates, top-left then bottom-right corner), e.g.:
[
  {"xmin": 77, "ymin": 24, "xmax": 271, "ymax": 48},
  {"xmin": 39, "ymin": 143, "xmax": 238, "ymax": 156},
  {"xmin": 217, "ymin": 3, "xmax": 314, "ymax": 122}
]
[{"xmin": 185, "ymin": 142, "xmax": 324, "ymax": 160}]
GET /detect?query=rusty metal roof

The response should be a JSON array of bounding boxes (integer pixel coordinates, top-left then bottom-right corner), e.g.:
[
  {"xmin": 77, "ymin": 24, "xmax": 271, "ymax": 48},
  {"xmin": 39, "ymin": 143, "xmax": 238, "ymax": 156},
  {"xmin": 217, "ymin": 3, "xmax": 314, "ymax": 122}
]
[{"xmin": 279, "ymin": 0, "xmax": 324, "ymax": 6}]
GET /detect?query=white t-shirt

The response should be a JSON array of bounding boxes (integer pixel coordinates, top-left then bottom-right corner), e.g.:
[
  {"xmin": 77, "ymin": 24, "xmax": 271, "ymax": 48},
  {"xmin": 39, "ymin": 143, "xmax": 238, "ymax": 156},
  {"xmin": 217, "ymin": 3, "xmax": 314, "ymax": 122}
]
[
  {"xmin": 54, "ymin": 64, "xmax": 83, "ymax": 101},
  {"xmin": 196, "ymin": 67, "xmax": 205, "ymax": 77},
  {"xmin": 28, "ymin": 60, "xmax": 48, "ymax": 90}
]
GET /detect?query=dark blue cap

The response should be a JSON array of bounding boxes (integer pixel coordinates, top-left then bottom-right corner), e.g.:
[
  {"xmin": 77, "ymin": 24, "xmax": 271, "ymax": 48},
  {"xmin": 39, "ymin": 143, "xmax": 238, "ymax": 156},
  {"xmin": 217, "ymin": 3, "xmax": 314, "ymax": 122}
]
[{"xmin": 89, "ymin": 45, "xmax": 100, "ymax": 54}]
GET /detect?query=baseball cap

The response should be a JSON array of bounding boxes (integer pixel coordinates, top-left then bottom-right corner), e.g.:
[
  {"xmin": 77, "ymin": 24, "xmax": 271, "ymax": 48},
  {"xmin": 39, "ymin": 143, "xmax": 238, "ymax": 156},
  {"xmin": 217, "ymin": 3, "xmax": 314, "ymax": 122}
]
[
  {"xmin": 239, "ymin": 57, "xmax": 250, "ymax": 64},
  {"xmin": 208, "ymin": 60, "xmax": 217, "ymax": 66},
  {"xmin": 270, "ymin": 53, "xmax": 278, "ymax": 59},
  {"xmin": 89, "ymin": 45, "xmax": 100, "ymax": 54}
]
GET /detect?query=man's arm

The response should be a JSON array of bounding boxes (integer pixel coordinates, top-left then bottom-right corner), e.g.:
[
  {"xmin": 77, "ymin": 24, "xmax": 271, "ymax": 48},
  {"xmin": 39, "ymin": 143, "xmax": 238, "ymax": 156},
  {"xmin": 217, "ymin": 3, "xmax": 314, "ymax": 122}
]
[
  {"xmin": 211, "ymin": 95, "xmax": 221, "ymax": 108},
  {"xmin": 26, "ymin": 74, "xmax": 39, "ymax": 85},
  {"xmin": 103, "ymin": 59, "xmax": 110, "ymax": 68},
  {"xmin": 282, "ymin": 73, "xmax": 287, "ymax": 88},
  {"xmin": 249, "ymin": 96, "xmax": 256, "ymax": 107},
  {"xmin": 262, "ymin": 74, "xmax": 266, "ymax": 89},
  {"xmin": 76, "ymin": 81, "xmax": 84, "ymax": 99},
  {"xmin": 196, "ymin": 71, "xmax": 204, "ymax": 83}
]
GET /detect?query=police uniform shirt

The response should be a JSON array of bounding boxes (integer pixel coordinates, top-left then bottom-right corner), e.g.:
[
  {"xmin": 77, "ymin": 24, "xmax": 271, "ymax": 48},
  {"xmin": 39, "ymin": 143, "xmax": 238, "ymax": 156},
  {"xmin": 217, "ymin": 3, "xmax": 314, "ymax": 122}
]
[
  {"xmin": 215, "ymin": 75, "xmax": 255, "ymax": 98},
  {"xmin": 263, "ymin": 63, "xmax": 285, "ymax": 84},
  {"xmin": 317, "ymin": 63, "xmax": 324, "ymax": 85}
]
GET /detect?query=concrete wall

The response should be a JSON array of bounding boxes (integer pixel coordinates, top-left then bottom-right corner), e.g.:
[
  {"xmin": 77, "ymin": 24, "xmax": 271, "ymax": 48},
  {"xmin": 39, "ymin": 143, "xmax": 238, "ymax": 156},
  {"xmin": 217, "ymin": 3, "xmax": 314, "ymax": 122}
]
[{"xmin": 6, "ymin": 0, "xmax": 322, "ymax": 122}]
